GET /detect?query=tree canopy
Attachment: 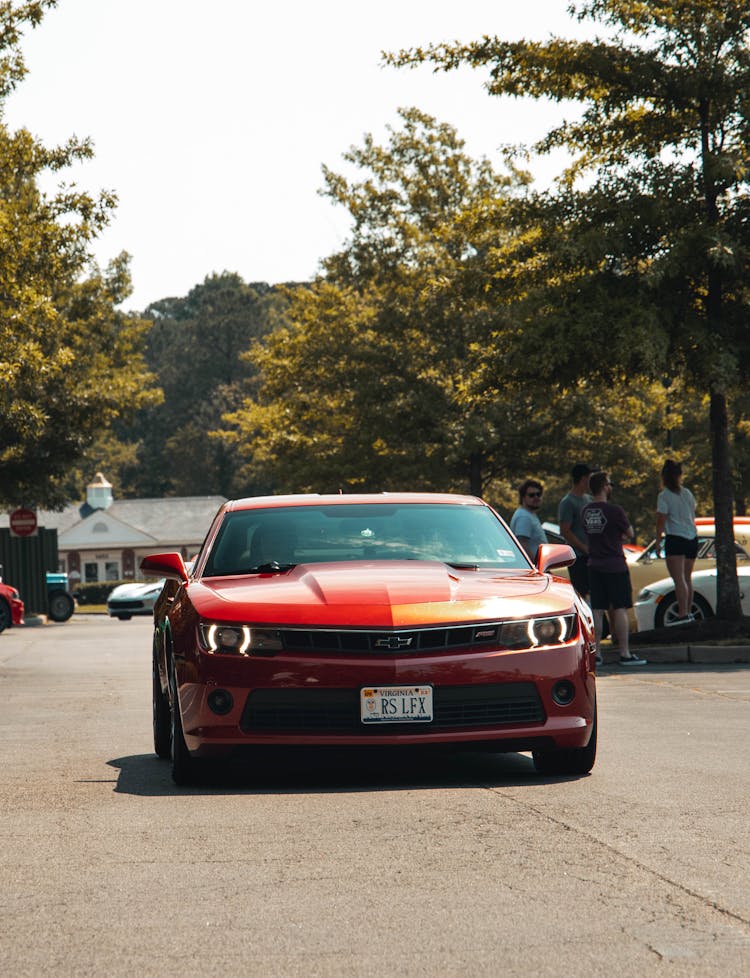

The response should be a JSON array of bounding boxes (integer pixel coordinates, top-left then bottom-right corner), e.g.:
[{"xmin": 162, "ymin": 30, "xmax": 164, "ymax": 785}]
[
  {"xmin": 223, "ymin": 109, "xmax": 543, "ymax": 497},
  {"xmin": 219, "ymin": 107, "xmax": 690, "ymax": 529},
  {"xmin": 387, "ymin": 0, "xmax": 750, "ymax": 616},
  {"xmin": 98, "ymin": 273, "xmax": 291, "ymax": 499},
  {"xmin": 0, "ymin": 0, "xmax": 158, "ymax": 508}
]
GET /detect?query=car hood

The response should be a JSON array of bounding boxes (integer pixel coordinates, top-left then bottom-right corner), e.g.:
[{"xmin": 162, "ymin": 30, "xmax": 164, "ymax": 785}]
[{"xmin": 189, "ymin": 561, "xmax": 575, "ymax": 627}]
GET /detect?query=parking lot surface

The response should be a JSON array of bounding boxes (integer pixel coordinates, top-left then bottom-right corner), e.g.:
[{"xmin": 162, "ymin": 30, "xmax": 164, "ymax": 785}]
[{"xmin": 1, "ymin": 617, "xmax": 749, "ymax": 976}]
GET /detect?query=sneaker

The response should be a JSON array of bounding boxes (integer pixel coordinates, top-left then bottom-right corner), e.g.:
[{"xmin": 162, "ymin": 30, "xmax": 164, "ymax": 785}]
[
  {"xmin": 620, "ymin": 655, "xmax": 647, "ymax": 666},
  {"xmin": 666, "ymin": 614, "xmax": 693, "ymax": 627}
]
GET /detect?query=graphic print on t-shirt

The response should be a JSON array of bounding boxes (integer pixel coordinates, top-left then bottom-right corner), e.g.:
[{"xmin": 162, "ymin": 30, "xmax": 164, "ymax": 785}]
[{"xmin": 583, "ymin": 507, "xmax": 607, "ymax": 534}]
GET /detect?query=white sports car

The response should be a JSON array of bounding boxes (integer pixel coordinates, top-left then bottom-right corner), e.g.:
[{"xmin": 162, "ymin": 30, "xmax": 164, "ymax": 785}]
[
  {"xmin": 634, "ymin": 567, "xmax": 750, "ymax": 630},
  {"xmin": 107, "ymin": 579, "xmax": 166, "ymax": 620}
]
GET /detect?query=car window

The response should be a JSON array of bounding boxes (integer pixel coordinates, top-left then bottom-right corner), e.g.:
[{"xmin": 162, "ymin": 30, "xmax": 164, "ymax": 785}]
[
  {"xmin": 702, "ymin": 540, "xmax": 750, "ymax": 559},
  {"xmin": 639, "ymin": 534, "xmax": 714, "ymax": 561},
  {"xmin": 202, "ymin": 503, "xmax": 529, "ymax": 576}
]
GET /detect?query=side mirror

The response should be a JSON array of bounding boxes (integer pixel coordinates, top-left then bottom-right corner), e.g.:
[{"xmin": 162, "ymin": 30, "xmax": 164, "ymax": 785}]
[
  {"xmin": 536, "ymin": 543, "xmax": 576, "ymax": 575},
  {"xmin": 141, "ymin": 552, "xmax": 189, "ymax": 584}
]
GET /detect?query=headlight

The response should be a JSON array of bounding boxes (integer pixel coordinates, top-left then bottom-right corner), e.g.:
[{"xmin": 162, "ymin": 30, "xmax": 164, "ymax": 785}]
[
  {"xmin": 636, "ymin": 588, "xmax": 655, "ymax": 602},
  {"xmin": 498, "ymin": 615, "xmax": 577, "ymax": 650},
  {"xmin": 199, "ymin": 622, "xmax": 283, "ymax": 655}
]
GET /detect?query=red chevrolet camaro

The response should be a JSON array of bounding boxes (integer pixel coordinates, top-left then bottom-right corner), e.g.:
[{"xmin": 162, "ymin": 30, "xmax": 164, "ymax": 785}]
[{"xmin": 142, "ymin": 493, "xmax": 597, "ymax": 784}]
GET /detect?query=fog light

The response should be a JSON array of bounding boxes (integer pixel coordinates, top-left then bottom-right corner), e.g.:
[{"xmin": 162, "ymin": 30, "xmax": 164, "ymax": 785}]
[
  {"xmin": 552, "ymin": 680, "xmax": 576, "ymax": 706},
  {"xmin": 207, "ymin": 689, "xmax": 234, "ymax": 715}
]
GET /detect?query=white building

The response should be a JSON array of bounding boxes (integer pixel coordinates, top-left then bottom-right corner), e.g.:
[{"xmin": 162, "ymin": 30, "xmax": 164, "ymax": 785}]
[{"xmin": 0, "ymin": 474, "xmax": 225, "ymax": 584}]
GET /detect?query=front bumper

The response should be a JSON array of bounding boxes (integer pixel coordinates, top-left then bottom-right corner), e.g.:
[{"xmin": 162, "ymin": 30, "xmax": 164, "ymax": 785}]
[
  {"xmin": 107, "ymin": 602, "xmax": 153, "ymax": 617},
  {"xmin": 633, "ymin": 599, "xmax": 658, "ymax": 631},
  {"xmin": 11, "ymin": 599, "xmax": 24, "ymax": 626},
  {"xmin": 174, "ymin": 642, "xmax": 596, "ymax": 756}
]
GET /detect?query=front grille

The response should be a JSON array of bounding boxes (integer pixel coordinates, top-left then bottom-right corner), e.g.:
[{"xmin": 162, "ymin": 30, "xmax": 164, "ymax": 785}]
[
  {"xmin": 108, "ymin": 600, "xmax": 145, "ymax": 610},
  {"xmin": 240, "ymin": 683, "xmax": 545, "ymax": 733},
  {"xmin": 279, "ymin": 624, "xmax": 501, "ymax": 655}
]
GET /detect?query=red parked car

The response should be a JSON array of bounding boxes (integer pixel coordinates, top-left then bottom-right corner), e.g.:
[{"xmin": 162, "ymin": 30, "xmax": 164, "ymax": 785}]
[
  {"xmin": 142, "ymin": 493, "xmax": 597, "ymax": 784},
  {"xmin": 0, "ymin": 580, "xmax": 25, "ymax": 632}
]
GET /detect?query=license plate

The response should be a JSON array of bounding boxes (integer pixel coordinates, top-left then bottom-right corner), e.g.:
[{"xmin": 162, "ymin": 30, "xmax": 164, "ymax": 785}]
[{"xmin": 360, "ymin": 685, "xmax": 433, "ymax": 724}]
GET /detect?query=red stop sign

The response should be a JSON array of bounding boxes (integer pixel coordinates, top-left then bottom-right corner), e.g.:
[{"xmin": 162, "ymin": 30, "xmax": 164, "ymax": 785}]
[{"xmin": 9, "ymin": 507, "xmax": 38, "ymax": 537}]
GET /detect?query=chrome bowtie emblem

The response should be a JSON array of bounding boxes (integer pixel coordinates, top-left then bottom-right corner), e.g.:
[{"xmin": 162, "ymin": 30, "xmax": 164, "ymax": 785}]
[{"xmin": 374, "ymin": 636, "xmax": 413, "ymax": 649}]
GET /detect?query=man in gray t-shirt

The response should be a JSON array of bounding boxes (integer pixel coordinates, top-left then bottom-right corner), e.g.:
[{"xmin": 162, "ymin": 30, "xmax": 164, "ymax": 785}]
[{"xmin": 558, "ymin": 463, "xmax": 592, "ymax": 597}]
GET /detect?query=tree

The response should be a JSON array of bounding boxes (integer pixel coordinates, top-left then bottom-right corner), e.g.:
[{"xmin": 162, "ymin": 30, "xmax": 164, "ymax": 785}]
[
  {"xmin": 109, "ymin": 273, "xmax": 290, "ymax": 498},
  {"xmin": 388, "ymin": 0, "xmax": 750, "ymax": 617},
  {"xmin": 226, "ymin": 109, "xmax": 547, "ymax": 497},
  {"xmin": 0, "ymin": 2, "xmax": 159, "ymax": 508}
]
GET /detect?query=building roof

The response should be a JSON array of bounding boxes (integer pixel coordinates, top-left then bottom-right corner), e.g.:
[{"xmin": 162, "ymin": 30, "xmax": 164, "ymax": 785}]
[{"xmin": 0, "ymin": 496, "xmax": 226, "ymax": 549}]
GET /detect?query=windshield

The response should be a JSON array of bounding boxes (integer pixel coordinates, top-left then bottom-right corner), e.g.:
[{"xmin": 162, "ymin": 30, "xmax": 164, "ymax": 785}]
[{"xmin": 202, "ymin": 503, "xmax": 528, "ymax": 576}]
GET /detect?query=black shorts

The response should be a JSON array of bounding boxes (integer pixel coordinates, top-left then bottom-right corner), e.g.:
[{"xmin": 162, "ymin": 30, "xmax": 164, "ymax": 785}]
[
  {"xmin": 588, "ymin": 568, "xmax": 632, "ymax": 611},
  {"xmin": 568, "ymin": 554, "xmax": 589, "ymax": 596},
  {"xmin": 665, "ymin": 534, "xmax": 699, "ymax": 559}
]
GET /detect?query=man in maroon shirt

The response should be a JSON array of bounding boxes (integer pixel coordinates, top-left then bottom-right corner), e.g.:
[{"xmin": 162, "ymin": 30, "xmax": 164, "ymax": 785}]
[{"xmin": 582, "ymin": 471, "xmax": 647, "ymax": 666}]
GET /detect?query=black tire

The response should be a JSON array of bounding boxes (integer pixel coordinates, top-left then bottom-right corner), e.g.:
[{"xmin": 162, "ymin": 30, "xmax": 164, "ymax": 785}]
[
  {"xmin": 169, "ymin": 670, "xmax": 199, "ymax": 785},
  {"xmin": 532, "ymin": 702, "xmax": 597, "ymax": 776},
  {"xmin": 115, "ymin": 613, "xmax": 132, "ymax": 621},
  {"xmin": 654, "ymin": 592, "xmax": 714, "ymax": 628},
  {"xmin": 48, "ymin": 591, "xmax": 75, "ymax": 622},
  {"xmin": 0, "ymin": 598, "xmax": 10, "ymax": 633},
  {"xmin": 691, "ymin": 594, "xmax": 714, "ymax": 621},
  {"xmin": 153, "ymin": 652, "xmax": 171, "ymax": 759}
]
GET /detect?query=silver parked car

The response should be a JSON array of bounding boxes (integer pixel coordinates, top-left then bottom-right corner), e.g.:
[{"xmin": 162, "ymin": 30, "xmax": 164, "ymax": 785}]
[{"xmin": 107, "ymin": 579, "xmax": 166, "ymax": 620}]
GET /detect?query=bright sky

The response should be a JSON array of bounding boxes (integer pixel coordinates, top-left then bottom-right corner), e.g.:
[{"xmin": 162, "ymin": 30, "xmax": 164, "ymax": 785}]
[{"xmin": 5, "ymin": 0, "xmax": 595, "ymax": 311}]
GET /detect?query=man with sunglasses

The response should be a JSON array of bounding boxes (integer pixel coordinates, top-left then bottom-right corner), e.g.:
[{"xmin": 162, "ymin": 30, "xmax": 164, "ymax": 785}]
[{"xmin": 510, "ymin": 479, "xmax": 547, "ymax": 560}]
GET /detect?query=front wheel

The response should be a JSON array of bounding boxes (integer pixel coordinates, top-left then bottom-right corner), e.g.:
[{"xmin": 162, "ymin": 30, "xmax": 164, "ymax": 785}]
[
  {"xmin": 532, "ymin": 703, "xmax": 597, "ymax": 777},
  {"xmin": 169, "ymin": 670, "xmax": 201, "ymax": 785},
  {"xmin": 0, "ymin": 598, "xmax": 10, "ymax": 633},
  {"xmin": 153, "ymin": 653, "xmax": 171, "ymax": 759},
  {"xmin": 48, "ymin": 591, "xmax": 75, "ymax": 622},
  {"xmin": 654, "ymin": 592, "xmax": 713, "ymax": 628}
]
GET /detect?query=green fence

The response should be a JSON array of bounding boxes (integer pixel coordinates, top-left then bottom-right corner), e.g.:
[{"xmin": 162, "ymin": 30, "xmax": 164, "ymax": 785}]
[{"xmin": 0, "ymin": 528, "xmax": 59, "ymax": 615}]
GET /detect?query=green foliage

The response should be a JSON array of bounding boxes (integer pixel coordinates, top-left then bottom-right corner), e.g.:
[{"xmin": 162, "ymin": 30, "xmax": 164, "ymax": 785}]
[
  {"xmin": 74, "ymin": 580, "xmax": 125, "ymax": 605},
  {"xmin": 0, "ymin": 2, "xmax": 56, "ymax": 99},
  {"xmin": 223, "ymin": 110, "xmax": 543, "ymax": 497},
  {"xmin": 219, "ymin": 105, "xmax": 731, "ymax": 536},
  {"xmin": 107, "ymin": 273, "xmax": 291, "ymax": 498},
  {"xmin": 0, "ymin": 2, "xmax": 160, "ymax": 509},
  {"xmin": 387, "ymin": 0, "xmax": 750, "ymax": 616}
]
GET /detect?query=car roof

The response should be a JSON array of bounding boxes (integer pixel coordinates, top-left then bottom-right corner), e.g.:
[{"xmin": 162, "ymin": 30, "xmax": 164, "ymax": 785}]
[
  {"xmin": 694, "ymin": 516, "xmax": 750, "ymax": 527},
  {"xmin": 223, "ymin": 492, "xmax": 485, "ymax": 512}
]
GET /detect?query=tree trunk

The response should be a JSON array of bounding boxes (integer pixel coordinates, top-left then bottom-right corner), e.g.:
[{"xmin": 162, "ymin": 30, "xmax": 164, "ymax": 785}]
[
  {"xmin": 709, "ymin": 387, "xmax": 742, "ymax": 619},
  {"xmin": 469, "ymin": 452, "xmax": 483, "ymax": 498}
]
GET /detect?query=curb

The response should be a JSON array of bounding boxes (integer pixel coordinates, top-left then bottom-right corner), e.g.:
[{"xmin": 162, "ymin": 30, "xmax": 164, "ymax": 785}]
[
  {"xmin": 601, "ymin": 645, "xmax": 750, "ymax": 665},
  {"xmin": 22, "ymin": 615, "xmax": 48, "ymax": 627}
]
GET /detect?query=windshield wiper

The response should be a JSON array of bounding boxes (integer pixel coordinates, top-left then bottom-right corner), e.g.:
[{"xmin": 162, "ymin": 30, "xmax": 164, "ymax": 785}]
[
  {"xmin": 248, "ymin": 561, "xmax": 297, "ymax": 573},
  {"xmin": 445, "ymin": 562, "xmax": 479, "ymax": 570}
]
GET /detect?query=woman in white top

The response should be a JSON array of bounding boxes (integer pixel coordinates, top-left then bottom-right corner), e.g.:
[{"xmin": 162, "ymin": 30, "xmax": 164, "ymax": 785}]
[{"xmin": 655, "ymin": 459, "xmax": 697, "ymax": 624}]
